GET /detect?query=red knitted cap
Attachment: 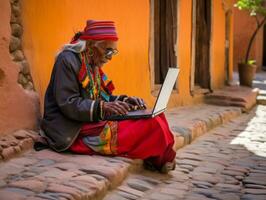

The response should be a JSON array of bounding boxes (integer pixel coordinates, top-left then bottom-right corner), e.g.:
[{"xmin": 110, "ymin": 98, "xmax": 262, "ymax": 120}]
[{"xmin": 79, "ymin": 20, "xmax": 118, "ymax": 41}]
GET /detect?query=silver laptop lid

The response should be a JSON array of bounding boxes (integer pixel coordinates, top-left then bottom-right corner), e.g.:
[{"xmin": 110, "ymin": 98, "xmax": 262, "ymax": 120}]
[{"xmin": 152, "ymin": 68, "xmax": 180, "ymax": 114}]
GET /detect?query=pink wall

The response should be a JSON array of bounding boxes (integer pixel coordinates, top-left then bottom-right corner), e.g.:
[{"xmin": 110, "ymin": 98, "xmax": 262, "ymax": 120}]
[
  {"xmin": 0, "ymin": 0, "xmax": 39, "ymax": 136},
  {"xmin": 233, "ymin": 7, "xmax": 264, "ymax": 71}
]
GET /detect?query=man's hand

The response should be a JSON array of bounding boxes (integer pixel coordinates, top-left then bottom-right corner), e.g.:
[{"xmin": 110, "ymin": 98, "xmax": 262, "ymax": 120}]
[
  {"xmin": 124, "ymin": 96, "xmax": 147, "ymax": 110},
  {"xmin": 102, "ymin": 101, "xmax": 131, "ymax": 116}
]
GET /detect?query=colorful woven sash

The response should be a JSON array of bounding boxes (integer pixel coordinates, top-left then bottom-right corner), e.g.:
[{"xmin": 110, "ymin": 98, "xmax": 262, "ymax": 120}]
[
  {"xmin": 77, "ymin": 52, "xmax": 118, "ymax": 155},
  {"xmin": 78, "ymin": 52, "xmax": 115, "ymax": 101}
]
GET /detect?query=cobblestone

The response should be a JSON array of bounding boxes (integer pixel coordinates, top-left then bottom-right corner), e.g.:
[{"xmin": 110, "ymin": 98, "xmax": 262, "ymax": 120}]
[
  {"xmin": 118, "ymin": 185, "xmax": 144, "ymax": 197},
  {"xmin": 243, "ymin": 176, "xmax": 266, "ymax": 186},
  {"xmin": 244, "ymin": 188, "xmax": 266, "ymax": 195},
  {"xmin": 193, "ymin": 166, "xmax": 217, "ymax": 174},
  {"xmin": 8, "ymin": 180, "xmax": 45, "ymax": 193},
  {"xmin": 104, "ymin": 105, "xmax": 266, "ymax": 200},
  {"xmin": 0, "ymin": 130, "xmax": 36, "ymax": 162},
  {"xmin": 0, "ymin": 149, "xmax": 134, "ymax": 199},
  {"xmin": 242, "ymin": 194, "xmax": 266, "ymax": 200},
  {"xmin": 117, "ymin": 190, "xmax": 140, "ymax": 199},
  {"xmin": 0, "ymin": 104, "xmax": 263, "ymax": 200},
  {"xmin": 127, "ymin": 179, "xmax": 154, "ymax": 191},
  {"xmin": 147, "ymin": 192, "xmax": 177, "ymax": 200}
]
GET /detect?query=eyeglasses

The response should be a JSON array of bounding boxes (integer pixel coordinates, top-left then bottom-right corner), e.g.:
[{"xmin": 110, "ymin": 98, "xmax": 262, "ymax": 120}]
[{"xmin": 105, "ymin": 48, "xmax": 119, "ymax": 59}]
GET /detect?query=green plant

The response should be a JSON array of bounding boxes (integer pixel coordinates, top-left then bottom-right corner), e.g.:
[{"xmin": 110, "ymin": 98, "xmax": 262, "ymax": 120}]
[{"xmin": 235, "ymin": 0, "xmax": 266, "ymax": 64}]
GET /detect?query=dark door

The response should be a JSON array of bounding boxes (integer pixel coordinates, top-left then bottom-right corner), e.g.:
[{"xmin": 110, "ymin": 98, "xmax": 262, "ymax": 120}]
[
  {"xmin": 263, "ymin": 24, "xmax": 266, "ymax": 68},
  {"xmin": 225, "ymin": 11, "xmax": 232, "ymax": 84},
  {"xmin": 194, "ymin": 0, "xmax": 211, "ymax": 89},
  {"xmin": 154, "ymin": 0, "xmax": 177, "ymax": 84}
]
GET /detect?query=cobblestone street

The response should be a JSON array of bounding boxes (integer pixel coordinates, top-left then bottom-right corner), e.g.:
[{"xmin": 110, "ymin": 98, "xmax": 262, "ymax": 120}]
[
  {"xmin": 104, "ymin": 105, "xmax": 266, "ymax": 200},
  {"xmin": 1, "ymin": 0, "xmax": 266, "ymax": 200},
  {"xmin": 0, "ymin": 104, "xmax": 264, "ymax": 200}
]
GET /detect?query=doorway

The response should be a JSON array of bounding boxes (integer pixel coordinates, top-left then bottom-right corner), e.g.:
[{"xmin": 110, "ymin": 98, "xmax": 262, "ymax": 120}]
[
  {"xmin": 154, "ymin": 0, "xmax": 177, "ymax": 84},
  {"xmin": 263, "ymin": 24, "xmax": 266, "ymax": 69},
  {"xmin": 192, "ymin": 0, "xmax": 211, "ymax": 90},
  {"xmin": 225, "ymin": 10, "xmax": 232, "ymax": 84}
]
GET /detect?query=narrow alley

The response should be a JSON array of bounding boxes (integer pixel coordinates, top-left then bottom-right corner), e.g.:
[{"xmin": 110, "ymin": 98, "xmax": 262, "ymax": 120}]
[{"xmin": 0, "ymin": 0, "xmax": 266, "ymax": 200}]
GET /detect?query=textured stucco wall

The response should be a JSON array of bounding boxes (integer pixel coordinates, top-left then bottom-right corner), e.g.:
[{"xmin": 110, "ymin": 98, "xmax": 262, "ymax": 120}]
[
  {"xmin": 0, "ymin": 0, "xmax": 39, "ymax": 136},
  {"xmin": 21, "ymin": 0, "xmax": 154, "ymax": 110},
  {"xmin": 233, "ymin": 7, "xmax": 264, "ymax": 71},
  {"xmin": 21, "ymin": 0, "xmax": 234, "ymax": 109}
]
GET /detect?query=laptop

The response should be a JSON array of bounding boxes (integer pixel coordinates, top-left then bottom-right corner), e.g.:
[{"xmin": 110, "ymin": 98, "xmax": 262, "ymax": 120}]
[{"xmin": 105, "ymin": 68, "xmax": 180, "ymax": 121}]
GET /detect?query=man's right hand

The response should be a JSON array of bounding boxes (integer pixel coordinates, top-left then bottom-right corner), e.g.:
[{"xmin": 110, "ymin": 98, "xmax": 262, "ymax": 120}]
[{"xmin": 102, "ymin": 101, "xmax": 131, "ymax": 117}]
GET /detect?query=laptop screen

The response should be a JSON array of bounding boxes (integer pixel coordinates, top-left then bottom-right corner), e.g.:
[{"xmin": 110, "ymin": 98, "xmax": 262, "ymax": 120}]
[{"xmin": 152, "ymin": 68, "xmax": 179, "ymax": 114}]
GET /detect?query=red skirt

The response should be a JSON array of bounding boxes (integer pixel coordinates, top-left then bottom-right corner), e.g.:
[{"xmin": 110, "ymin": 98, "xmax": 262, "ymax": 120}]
[{"xmin": 69, "ymin": 113, "xmax": 176, "ymax": 169}]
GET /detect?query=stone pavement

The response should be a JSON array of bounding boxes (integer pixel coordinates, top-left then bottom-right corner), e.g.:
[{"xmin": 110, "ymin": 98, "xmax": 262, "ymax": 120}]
[
  {"xmin": 0, "ymin": 130, "xmax": 37, "ymax": 162},
  {"xmin": 0, "ymin": 104, "xmax": 243, "ymax": 200},
  {"xmin": 205, "ymin": 86, "xmax": 258, "ymax": 112},
  {"xmin": 0, "ymin": 149, "xmax": 142, "ymax": 200},
  {"xmin": 257, "ymin": 91, "xmax": 266, "ymax": 105},
  {"xmin": 104, "ymin": 105, "xmax": 266, "ymax": 200},
  {"xmin": 253, "ymin": 71, "xmax": 266, "ymax": 105},
  {"xmin": 166, "ymin": 105, "xmax": 241, "ymax": 149},
  {"xmin": 233, "ymin": 71, "xmax": 266, "ymax": 105},
  {"xmin": 253, "ymin": 71, "xmax": 266, "ymax": 91}
]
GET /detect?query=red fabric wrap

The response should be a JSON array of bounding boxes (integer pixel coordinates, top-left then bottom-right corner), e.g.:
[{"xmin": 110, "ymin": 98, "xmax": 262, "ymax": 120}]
[{"xmin": 69, "ymin": 113, "xmax": 176, "ymax": 169}]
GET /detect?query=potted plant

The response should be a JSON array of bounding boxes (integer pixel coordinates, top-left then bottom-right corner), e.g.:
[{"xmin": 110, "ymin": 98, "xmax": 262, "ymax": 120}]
[{"xmin": 235, "ymin": 0, "xmax": 266, "ymax": 87}]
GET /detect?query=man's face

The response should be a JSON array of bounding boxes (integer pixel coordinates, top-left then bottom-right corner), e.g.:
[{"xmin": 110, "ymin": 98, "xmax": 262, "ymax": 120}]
[{"xmin": 92, "ymin": 40, "xmax": 118, "ymax": 66}]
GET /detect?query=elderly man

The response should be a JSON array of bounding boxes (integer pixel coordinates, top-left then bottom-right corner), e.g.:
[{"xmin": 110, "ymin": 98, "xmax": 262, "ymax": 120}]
[{"xmin": 41, "ymin": 20, "xmax": 176, "ymax": 173}]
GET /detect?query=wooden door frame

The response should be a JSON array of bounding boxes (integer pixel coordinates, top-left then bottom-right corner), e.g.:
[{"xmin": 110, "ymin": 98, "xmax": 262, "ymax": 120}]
[
  {"xmin": 225, "ymin": 10, "xmax": 232, "ymax": 85},
  {"xmin": 149, "ymin": 0, "xmax": 156, "ymax": 92},
  {"xmin": 149, "ymin": 0, "xmax": 179, "ymax": 94},
  {"xmin": 190, "ymin": 0, "xmax": 213, "ymax": 94},
  {"xmin": 263, "ymin": 24, "xmax": 266, "ymax": 67}
]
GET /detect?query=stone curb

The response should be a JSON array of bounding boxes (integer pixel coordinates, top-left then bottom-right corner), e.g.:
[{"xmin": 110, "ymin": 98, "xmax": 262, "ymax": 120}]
[
  {"xmin": 0, "ymin": 129, "xmax": 37, "ymax": 162},
  {"xmin": 0, "ymin": 149, "xmax": 144, "ymax": 200},
  {"xmin": 167, "ymin": 106, "xmax": 242, "ymax": 151},
  {"xmin": 0, "ymin": 105, "xmax": 242, "ymax": 164},
  {"xmin": 258, "ymin": 90, "xmax": 266, "ymax": 96},
  {"xmin": 257, "ymin": 96, "xmax": 266, "ymax": 105},
  {"xmin": 257, "ymin": 89, "xmax": 266, "ymax": 105},
  {"xmin": 205, "ymin": 86, "xmax": 258, "ymax": 113},
  {"xmin": 0, "ymin": 104, "xmax": 243, "ymax": 200}
]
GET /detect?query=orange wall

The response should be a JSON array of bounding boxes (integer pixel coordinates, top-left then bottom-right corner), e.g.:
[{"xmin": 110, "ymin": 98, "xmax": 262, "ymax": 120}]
[
  {"xmin": 21, "ymin": 0, "xmax": 153, "ymax": 110},
  {"xmin": 0, "ymin": 0, "xmax": 39, "ymax": 136},
  {"xmin": 177, "ymin": 0, "xmax": 232, "ymax": 93},
  {"xmin": 161, "ymin": 0, "xmax": 232, "ymax": 104},
  {"xmin": 211, "ymin": 0, "xmax": 226, "ymax": 89},
  {"xmin": 229, "ymin": 4, "xmax": 234, "ymax": 82},
  {"xmin": 176, "ymin": 0, "xmax": 193, "ymax": 105},
  {"xmin": 21, "ymin": 0, "xmax": 233, "ymax": 110}
]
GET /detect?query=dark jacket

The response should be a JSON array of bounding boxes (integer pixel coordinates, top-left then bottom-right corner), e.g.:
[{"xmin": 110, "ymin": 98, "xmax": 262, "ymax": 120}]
[{"xmin": 41, "ymin": 50, "xmax": 123, "ymax": 152}]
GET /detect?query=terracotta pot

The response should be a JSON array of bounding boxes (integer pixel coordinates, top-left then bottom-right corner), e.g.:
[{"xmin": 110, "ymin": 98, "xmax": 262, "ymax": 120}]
[{"xmin": 238, "ymin": 63, "xmax": 257, "ymax": 87}]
